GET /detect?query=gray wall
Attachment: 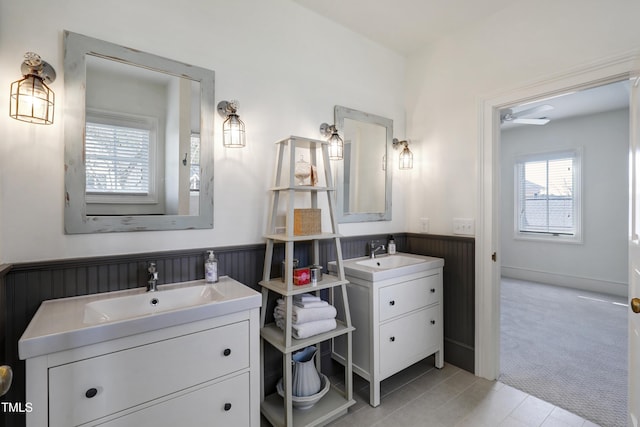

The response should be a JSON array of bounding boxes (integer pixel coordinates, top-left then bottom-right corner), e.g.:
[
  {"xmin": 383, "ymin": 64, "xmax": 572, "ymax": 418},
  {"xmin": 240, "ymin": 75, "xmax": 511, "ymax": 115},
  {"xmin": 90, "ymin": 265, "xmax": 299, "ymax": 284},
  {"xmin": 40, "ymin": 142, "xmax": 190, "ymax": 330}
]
[{"xmin": 500, "ymin": 109, "xmax": 629, "ymax": 296}]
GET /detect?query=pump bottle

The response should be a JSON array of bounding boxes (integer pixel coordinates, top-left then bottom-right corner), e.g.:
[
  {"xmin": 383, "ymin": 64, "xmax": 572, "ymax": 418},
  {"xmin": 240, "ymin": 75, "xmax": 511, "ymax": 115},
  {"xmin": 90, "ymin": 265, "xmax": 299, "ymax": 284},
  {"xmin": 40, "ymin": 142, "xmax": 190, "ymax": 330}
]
[{"xmin": 205, "ymin": 250, "xmax": 218, "ymax": 283}]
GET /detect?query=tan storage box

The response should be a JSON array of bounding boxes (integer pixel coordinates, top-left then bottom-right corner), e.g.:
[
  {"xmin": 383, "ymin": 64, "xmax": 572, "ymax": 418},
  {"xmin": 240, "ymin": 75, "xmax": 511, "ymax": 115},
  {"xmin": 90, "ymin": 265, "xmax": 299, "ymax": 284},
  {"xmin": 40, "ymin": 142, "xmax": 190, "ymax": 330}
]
[{"xmin": 293, "ymin": 209, "xmax": 321, "ymax": 235}]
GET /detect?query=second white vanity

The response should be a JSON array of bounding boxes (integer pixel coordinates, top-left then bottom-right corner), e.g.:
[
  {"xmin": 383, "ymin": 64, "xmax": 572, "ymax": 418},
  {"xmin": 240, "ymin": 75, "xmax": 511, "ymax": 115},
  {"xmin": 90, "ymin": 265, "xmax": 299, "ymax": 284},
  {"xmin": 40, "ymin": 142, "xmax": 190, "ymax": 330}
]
[
  {"xmin": 19, "ymin": 276, "xmax": 261, "ymax": 427},
  {"xmin": 330, "ymin": 253, "xmax": 444, "ymax": 407}
]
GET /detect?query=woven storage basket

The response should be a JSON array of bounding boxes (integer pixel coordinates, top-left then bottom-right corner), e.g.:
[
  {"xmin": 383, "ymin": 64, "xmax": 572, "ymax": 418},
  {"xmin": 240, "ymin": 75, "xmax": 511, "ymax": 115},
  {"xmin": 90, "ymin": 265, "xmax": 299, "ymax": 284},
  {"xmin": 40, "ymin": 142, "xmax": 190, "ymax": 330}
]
[{"xmin": 293, "ymin": 209, "xmax": 321, "ymax": 235}]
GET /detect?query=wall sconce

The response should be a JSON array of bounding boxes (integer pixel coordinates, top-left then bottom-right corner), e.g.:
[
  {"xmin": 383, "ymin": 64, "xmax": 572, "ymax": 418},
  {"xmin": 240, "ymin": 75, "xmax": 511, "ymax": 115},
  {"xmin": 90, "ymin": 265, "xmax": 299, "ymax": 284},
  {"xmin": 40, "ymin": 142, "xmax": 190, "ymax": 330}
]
[
  {"xmin": 393, "ymin": 138, "xmax": 414, "ymax": 170},
  {"xmin": 9, "ymin": 52, "xmax": 56, "ymax": 125},
  {"xmin": 319, "ymin": 123, "xmax": 344, "ymax": 160},
  {"xmin": 217, "ymin": 100, "xmax": 246, "ymax": 148}
]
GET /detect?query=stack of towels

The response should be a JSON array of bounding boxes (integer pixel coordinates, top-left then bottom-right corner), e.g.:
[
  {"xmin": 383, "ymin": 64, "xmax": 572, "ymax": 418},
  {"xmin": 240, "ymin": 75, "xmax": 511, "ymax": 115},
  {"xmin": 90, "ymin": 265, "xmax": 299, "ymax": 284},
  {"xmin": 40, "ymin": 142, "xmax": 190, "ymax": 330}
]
[{"xmin": 274, "ymin": 293, "xmax": 337, "ymax": 339}]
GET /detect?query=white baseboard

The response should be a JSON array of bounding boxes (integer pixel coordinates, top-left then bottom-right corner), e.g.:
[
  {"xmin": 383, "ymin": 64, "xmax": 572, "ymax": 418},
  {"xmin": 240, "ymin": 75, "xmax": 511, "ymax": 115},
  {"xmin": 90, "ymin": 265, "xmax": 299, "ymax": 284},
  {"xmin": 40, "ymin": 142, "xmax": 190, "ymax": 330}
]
[{"xmin": 501, "ymin": 266, "xmax": 628, "ymax": 297}]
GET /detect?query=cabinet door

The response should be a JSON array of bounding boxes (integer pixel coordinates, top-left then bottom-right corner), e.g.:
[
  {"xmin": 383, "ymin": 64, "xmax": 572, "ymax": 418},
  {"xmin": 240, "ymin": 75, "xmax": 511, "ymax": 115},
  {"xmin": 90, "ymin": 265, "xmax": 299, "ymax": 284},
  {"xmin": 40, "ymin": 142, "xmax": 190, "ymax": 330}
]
[
  {"xmin": 379, "ymin": 305, "xmax": 441, "ymax": 378},
  {"xmin": 96, "ymin": 373, "xmax": 250, "ymax": 427},
  {"xmin": 379, "ymin": 274, "xmax": 441, "ymax": 322},
  {"xmin": 49, "ymin": 321, "xmax": 248, "ymax": 426}
]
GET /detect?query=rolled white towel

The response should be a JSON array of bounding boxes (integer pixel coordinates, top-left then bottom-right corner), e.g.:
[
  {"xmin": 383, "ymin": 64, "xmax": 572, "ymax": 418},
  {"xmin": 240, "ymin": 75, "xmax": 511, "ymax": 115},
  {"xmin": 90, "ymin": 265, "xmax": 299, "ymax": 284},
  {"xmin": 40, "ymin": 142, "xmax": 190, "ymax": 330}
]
[
  {"xmin": 291, "ymin": 319, "xmax": 337, "ymax": 339},
  {"xmin": 294, "ymin": 300, "xmax": 328, "ymax": 308},
  {"xmin": 274, "ymin": 304, "xmax": 337, "ymax": 324},
  {"xmin": 294, "ymin": 293, "xmax": 321, "ymax": 303}
]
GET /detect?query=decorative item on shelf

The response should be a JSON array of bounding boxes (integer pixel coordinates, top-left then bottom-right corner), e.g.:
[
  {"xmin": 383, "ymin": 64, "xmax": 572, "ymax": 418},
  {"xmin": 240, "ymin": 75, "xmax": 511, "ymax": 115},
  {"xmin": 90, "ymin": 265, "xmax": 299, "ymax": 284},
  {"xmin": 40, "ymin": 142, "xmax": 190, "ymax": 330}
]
[
  {"xmin": 217, "ymin": 99, "xmax": 246, "ymax": 147},
  {"xmin": 281, "ymin": 259, "xmax": 299, "ymax": 282},
  {"xmin": 277, "ymin": 374, "xmax": 331, "ymax": 410},
  {"xmin": 293, "ymin": 267, "xmax": 311, "ymax": 286},
  {"xmin": 319, "ymin": 122, "xmax": 344, "ymax": 160},
  {"xmin": 10, "ymin": 52, "xmax": 56, "ymax": 125},
  {"xmin": 310, "ymin": 265, "xmax": 323, "ymax": 285},
  {"xmin": 294, "ymin": 155, "xmax": 311, "ymax": 185},
  {"xmin": 293, "ymin": 208, "xmax": 321, "ymax": 235},
  {"xmin": 292, "ymin": 346, "xmax": 322, "ymax": 397},
  {"xmin": 392, "ymin": 138, "xmax": 414, "ymax": 170}
]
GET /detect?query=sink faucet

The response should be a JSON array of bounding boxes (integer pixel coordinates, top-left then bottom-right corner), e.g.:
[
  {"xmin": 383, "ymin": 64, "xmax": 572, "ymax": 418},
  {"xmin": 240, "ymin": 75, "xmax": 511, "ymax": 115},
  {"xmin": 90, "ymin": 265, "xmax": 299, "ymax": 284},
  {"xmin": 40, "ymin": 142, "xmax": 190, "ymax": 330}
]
[
  {"xmin": 369, "ymin": 240, "xmax": 386, "ymax": 259},
  {"xmin": 147, "ymin": 262, "xmax": 158, "ymax": 292}
]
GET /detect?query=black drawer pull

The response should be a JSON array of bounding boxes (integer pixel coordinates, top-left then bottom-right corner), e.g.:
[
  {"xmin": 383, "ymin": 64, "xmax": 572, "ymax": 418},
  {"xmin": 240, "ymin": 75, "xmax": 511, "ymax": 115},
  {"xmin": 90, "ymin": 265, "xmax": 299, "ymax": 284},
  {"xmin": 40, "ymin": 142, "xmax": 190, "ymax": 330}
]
[
  {"xmin": 85, "ymin": 388, "xmax": 98, "ymax": 399},
  {"xmin": 430, "ymin": 288, "xmax": 436, "ymax": 293},
  {"xmin": 223, "ymin": 348, "xmax": 231, "ymax": 356},
  {"xmin": 224, "ymin": 403, "xmax": 232, "ymax": 411},
  {"xmin": 430, "ymin": 320, "xmax": 436, "ymax": 325},
  {"xmin": 389, "ymin": 300, "xmax": 395, "ymax": 306},
  {"xmin": 389, "ymin": 336, "xmax": 395, "ymax": 342}
]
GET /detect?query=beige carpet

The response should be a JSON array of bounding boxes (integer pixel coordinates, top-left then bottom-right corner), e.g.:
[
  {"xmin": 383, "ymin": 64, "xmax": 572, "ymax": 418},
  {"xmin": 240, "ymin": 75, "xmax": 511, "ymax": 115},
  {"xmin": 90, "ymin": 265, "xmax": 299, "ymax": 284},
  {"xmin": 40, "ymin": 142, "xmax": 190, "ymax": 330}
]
[{"xmin": 499, "ymin": 278, "xmax": 627, "ymax": 427}]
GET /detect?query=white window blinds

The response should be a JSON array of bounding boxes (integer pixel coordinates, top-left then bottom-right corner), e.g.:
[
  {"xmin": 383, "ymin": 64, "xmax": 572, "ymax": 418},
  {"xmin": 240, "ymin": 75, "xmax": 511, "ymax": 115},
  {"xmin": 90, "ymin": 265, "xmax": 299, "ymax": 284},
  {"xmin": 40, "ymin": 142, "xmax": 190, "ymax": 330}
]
[
  {"xmin": 85, "ymin": 118, "xmax": 153, "ymax": 196},
  {"xmin": 516, "ymin": 151, "xmax": 580, "ymax": 237}
]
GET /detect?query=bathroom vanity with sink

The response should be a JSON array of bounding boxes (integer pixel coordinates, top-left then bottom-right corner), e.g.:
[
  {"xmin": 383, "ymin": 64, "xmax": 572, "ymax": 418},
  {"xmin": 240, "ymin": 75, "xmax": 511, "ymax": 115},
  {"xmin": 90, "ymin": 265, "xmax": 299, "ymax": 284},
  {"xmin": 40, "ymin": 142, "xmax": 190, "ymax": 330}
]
[
  {"xmin": 19, "ymin": 276, "xmax": 261, "ymax": 427},
  {"xmin": 329, "ymin": 253, "xmax": 444, "ymax": 407}
]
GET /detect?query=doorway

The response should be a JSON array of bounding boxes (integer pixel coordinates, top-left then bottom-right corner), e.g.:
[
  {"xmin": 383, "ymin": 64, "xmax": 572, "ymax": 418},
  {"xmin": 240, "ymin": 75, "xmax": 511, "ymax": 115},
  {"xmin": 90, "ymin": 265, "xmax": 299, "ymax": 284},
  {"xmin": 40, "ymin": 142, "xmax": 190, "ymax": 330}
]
[
  {"xmin": 497, "ymin": 82, "xmax": 629, "ymax": 426},
  {"xmin": 476, "ymin": 53, "xmax": 640, "ymax": 427}
]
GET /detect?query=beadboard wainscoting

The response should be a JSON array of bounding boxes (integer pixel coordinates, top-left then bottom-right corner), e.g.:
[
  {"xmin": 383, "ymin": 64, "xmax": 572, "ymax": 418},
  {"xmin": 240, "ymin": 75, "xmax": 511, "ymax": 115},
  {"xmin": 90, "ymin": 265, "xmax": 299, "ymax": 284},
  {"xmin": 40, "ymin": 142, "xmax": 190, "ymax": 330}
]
[{"xmin": 0, "ymin": 233, "xmax": 473, "ymax": 427}]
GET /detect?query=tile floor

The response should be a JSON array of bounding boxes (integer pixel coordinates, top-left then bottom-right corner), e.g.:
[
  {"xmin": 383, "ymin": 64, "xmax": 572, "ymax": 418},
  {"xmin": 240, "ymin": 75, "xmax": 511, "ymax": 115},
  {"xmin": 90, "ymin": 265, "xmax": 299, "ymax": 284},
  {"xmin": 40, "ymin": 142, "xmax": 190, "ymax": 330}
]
[{"xmin": 320, "ymin": 359, "xmax": 600, "ymax": 427}]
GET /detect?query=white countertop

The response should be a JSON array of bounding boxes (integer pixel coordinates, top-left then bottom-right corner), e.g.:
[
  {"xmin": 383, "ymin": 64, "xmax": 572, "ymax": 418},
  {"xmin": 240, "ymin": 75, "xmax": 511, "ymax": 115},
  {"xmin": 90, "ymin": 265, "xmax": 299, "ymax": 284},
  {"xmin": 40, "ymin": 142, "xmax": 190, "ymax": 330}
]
[{"xmin": 19, "ymin": 276, "xmax": 261, "ymax": 360}]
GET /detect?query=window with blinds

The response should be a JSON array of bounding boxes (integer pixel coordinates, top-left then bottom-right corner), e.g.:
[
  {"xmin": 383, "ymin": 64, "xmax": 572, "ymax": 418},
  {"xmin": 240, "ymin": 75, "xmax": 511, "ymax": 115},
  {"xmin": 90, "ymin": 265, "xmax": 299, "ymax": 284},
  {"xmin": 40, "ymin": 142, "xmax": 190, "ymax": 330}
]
[
  {"xmin": 85, "ymin": 111, "xmax": 158, "ymax": 204},
  {"xmin": 515, "ymin": 150, "xmax": 582, "ymax": 241}
]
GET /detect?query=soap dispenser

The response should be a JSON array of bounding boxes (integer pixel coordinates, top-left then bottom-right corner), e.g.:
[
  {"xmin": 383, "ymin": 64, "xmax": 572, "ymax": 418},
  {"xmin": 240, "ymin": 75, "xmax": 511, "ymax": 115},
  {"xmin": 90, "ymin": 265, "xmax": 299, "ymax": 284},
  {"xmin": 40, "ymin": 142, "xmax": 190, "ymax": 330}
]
[
  {"xmin": 387, "ymin": 235, "xmax": 396, "ymax": 255},
  {"xmin": 205, "ymin": 250, "xmax": 218, "ymax": 283}
]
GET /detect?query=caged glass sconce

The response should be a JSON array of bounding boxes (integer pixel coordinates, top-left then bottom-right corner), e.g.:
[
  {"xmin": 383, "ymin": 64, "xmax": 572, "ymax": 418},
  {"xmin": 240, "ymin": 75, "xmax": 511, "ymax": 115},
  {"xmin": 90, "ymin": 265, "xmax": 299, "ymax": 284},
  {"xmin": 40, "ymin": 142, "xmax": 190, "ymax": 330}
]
[
  {"xmin": 319, "ymin": 123, "xmax": 344, "ymax": 160},
  {"xmin": 392, "ymin": 138, "xmax": 414, "ymax": 170},
  {"xmin": 10, "ymin": 52, "xmax": 56, "ymax": 125},
  {"xmin": 217, "ymin": 100, "xmax": 246, "ymax": 148}
]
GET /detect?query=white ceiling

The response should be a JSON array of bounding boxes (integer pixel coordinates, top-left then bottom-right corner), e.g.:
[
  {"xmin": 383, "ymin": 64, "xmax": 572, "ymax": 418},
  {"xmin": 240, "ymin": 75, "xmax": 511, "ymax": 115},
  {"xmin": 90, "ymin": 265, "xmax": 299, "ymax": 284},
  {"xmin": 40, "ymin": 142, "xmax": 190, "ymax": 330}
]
[
  {"xmin": 291, "ymin": 0, "xmax": 517, "ymax": 55},
  {"xmin": 291, "ymin": 0, "xmax": 630, "ymax": 125}
]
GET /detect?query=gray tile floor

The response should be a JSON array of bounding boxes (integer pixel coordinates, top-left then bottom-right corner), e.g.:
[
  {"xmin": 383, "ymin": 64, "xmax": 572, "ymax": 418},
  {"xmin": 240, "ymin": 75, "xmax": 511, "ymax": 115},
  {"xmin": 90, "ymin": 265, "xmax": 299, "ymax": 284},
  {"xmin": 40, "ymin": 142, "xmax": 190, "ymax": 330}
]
[{"xmin": 322, "ymin": 359, "xmax": 600, "ymax": 427}]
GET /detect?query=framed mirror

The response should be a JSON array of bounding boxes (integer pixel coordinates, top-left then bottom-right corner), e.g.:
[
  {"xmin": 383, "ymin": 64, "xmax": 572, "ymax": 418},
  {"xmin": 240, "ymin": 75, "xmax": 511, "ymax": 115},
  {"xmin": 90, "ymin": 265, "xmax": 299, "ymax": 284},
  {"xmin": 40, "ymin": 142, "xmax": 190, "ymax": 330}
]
[
  {"xmin": 63, "ymin": 31, "xmax": 214, "ymax": 233},
  {"xmin": 334, "ymin": 106, "xmax": 392, "ymax": 223}
]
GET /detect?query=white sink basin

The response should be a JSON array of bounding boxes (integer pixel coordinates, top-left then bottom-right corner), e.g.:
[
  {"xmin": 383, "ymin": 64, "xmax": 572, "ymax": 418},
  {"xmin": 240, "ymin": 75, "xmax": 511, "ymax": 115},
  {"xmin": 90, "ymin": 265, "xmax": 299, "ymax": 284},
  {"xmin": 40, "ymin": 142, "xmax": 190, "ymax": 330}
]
[
  {"xmin": 329, "ymin": 252, "xmax": 444, "ymax": 281},
  {"xmin": 83, "ymin": 284, "xmax": 225, "ymax": 324},
  {"xmin": 19, "ymin": 277, "xmax": 261, "ymax": 360}
]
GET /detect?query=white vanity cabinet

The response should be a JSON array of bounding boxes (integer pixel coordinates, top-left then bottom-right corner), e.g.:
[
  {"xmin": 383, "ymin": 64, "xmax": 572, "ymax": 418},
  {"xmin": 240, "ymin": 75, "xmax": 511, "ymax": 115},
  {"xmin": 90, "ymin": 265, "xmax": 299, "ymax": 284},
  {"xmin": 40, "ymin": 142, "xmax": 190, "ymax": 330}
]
[
  {"xmin": 24, "ymin": 307, "xmax": 260, "ymax": 427},
  {"xmin": 332, "ymin": 262, "xmax": 444, "ymax": 407}
]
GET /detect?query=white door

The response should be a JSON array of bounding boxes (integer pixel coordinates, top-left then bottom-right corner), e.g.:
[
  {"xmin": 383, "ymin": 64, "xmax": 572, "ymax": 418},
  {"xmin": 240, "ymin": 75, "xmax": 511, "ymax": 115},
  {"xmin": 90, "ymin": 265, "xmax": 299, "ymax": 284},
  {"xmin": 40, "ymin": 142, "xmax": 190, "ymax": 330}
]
[{"xmin": 629, "ymin": 74, "xmax": 640, "ymax": 427}]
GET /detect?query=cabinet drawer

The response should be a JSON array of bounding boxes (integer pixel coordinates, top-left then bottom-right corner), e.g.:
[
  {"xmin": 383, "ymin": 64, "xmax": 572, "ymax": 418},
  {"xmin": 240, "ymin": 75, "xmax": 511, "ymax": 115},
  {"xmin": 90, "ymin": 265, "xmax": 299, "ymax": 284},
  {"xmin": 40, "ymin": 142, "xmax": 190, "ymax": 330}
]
[
  {"xmin": 379, "ymin": 306, "xmax": 441, "ymax": 378},
  {"xmin": 379, "ymin": 274, "xmax": 441, "ymax": 321},
  {"xmin": 97, "ymin": 372, "xmax": 250, "ymax": 427},
  {"xmin": 49, "ymin": 321, "xmax": 248, "ymax": 427}
]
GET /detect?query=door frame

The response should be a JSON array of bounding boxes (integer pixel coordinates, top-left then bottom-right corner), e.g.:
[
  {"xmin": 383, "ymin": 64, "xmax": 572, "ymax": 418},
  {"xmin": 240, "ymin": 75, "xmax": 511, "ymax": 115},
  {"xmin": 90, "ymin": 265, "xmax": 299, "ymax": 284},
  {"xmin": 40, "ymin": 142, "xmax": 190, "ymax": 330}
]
[{"xmin": 476, "ymin": 51, "xmax": 640, "ymax": 380}]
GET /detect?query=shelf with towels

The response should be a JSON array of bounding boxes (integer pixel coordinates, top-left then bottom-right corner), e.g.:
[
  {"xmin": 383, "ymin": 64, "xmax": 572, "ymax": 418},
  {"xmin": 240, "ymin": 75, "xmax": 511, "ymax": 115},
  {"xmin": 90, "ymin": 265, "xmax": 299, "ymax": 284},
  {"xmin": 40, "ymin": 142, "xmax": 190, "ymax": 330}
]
[{"xmin": 258, "ymin": 136, "xmax": 354, "ymax": 427}]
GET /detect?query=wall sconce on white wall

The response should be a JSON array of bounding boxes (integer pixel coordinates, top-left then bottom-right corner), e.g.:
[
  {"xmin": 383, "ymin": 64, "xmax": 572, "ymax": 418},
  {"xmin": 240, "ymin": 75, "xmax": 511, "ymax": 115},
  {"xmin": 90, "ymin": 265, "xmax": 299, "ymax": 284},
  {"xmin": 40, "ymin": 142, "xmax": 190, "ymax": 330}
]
[
  {"xmin": 217, "ymin": 100, "xmax": 246, "ymax": 148},
  {"xmin": 319, "ymin": 123, "xmax": 344, "ymax": 160},
  {"xmin": 393, "ymin": 138, "xmax": 414, "ymax": 170},
  {"xmin": 10, "ymin": 52, "xmax": 56, "ymax": 125}
]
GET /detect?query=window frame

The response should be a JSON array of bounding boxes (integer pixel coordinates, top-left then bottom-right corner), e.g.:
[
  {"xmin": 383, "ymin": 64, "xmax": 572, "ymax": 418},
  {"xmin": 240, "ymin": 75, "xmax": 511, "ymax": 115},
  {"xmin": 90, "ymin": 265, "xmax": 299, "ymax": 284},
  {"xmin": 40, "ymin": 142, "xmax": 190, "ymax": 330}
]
[
  {"xmin": 513, "ymin": 148, "xmax": 583, "ymax": 244},
  {"xmin": 84, "ymin": 109, "xmax": 159, "ymax": 206}
]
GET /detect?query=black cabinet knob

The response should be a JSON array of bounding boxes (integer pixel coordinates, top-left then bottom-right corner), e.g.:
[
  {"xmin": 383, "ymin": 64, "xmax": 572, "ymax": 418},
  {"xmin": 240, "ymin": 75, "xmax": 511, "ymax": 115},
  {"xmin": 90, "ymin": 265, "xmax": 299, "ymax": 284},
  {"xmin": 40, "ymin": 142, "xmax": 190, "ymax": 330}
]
[
  {"xmin": 85, "ymin": 388, "xmax": 98, "ymax": 399},
  {"xmin": 389, "ymin": 336, "xmax": 395, "ymax": 342},
  {"xmin": 389, "ymin": 300, "xmax": 395, "ymax": 306},
  {"xmin": 430, "ymin": 288, "xmax": 436, "ymax": 293},
  {"xmin": 430, "ymin": 319, "xmax": 436, "ymax": 325},
  {"xmin": 224, "ymin": 403, "xmax": 232, "ymax": 411},
  {"xmin": 223, "ymin": 348, "xmax": 231, "ymax": 356}
]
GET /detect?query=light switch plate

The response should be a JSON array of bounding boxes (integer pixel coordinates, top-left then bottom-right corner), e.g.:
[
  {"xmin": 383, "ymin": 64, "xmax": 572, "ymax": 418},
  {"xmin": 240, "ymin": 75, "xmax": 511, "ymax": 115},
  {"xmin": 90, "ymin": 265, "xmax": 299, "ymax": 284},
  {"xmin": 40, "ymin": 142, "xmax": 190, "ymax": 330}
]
[
  {"xmin": 453, "ymin": 218, "xmax": 475, "ymax": 236},
  {"xmin": 419, "ymin": 217, "xmax": 429, "ymax": 233}
]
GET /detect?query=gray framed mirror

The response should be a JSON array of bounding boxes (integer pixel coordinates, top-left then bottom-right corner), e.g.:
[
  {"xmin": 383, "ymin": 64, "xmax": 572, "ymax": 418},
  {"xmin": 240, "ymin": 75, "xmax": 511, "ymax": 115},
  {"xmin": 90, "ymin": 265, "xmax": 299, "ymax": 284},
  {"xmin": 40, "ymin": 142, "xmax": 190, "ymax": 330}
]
[
  {"xmin": 334, "ymin": 106, "xmax": 392, "ymax": 223},
  {"xmin": 63, "ymin": 31, "xmax": 214, "ymax": 233}
]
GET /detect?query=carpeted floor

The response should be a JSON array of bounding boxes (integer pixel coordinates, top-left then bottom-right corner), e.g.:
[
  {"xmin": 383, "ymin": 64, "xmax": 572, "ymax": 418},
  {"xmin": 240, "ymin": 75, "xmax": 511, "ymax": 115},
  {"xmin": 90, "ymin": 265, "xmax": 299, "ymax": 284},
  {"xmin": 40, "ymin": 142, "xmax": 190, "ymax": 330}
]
[{"xmin": 499, "ymin": 278, "xmax": 628, "ymax": 427}]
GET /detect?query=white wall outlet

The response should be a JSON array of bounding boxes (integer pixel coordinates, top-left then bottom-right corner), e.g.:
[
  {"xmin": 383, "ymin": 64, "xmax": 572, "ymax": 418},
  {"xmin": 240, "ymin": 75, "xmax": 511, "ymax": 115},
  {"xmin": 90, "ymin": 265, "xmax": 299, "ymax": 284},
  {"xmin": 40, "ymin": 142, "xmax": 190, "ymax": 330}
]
[
  {"xmin": 453, "ymin": 218, "xmax": 475, "ymax": 236},
  {"xmin": 419, "ymin": 217, "xmax": 430, "ymax": 233}
]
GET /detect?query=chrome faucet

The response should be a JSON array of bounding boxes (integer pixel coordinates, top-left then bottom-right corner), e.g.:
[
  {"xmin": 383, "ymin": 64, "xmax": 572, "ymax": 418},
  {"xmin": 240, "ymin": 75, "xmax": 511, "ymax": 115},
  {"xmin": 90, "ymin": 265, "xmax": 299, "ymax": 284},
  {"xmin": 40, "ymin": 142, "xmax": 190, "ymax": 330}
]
[
  {"xmin": 369, "ymin": 240, "xmax": 386, "ymax": 259},
  {"xmin": 147, "ymin": 262, "xmax": 158, "ymax": 292}
]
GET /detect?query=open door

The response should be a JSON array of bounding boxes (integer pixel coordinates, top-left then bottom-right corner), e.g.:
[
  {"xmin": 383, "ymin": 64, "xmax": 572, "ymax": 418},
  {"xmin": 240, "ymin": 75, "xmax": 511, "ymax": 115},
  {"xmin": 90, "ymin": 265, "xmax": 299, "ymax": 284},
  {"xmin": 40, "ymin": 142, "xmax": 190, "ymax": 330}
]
[{"xmin": 630, "ymin": 74, "xmax": 640, "ymax": 427}]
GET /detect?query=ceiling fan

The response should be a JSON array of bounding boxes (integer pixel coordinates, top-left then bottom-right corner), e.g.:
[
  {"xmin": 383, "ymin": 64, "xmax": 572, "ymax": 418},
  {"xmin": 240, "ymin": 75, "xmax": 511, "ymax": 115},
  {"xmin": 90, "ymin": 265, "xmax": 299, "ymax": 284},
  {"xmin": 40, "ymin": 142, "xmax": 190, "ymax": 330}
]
[{"xmin": 500, "ymin": 104, "xmax": 554, "ymax": 125}]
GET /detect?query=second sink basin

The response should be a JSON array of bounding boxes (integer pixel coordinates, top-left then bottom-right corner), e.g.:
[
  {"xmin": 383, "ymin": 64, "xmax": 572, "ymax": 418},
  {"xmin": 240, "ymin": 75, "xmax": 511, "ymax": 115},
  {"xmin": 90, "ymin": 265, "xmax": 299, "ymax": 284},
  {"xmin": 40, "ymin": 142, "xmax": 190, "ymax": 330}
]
[
  {"xmin": 329, "ymin": 252, "xmax": 444, "ymax": 281},
  {"xmin": 83, "ymin": 284, "xmax": 224, "ymax": 324}
]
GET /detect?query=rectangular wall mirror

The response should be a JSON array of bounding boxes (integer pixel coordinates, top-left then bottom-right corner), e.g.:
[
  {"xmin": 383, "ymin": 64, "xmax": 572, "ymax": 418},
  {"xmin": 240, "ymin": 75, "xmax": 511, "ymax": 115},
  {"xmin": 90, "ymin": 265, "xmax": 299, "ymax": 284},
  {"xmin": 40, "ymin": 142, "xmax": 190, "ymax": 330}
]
[
  {"xmin": 63, "ymin": 31, "xmax": 214, "ymax": 233},
  {"xmin": 334, "ymin": 106, "xmax": 392, "ymax": 223}
]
